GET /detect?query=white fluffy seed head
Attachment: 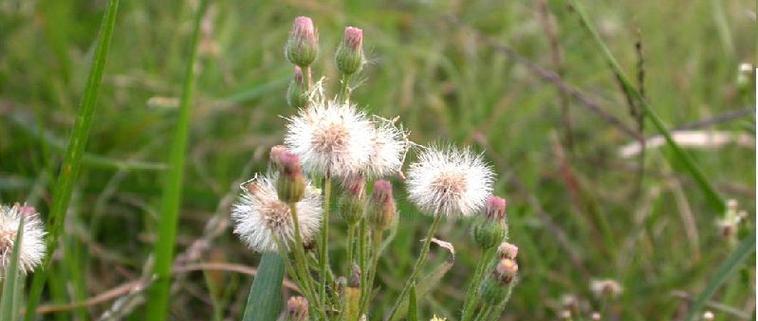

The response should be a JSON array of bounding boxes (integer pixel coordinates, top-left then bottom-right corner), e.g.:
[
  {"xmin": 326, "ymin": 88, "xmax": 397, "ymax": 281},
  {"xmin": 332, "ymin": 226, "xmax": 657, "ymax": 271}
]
[
  {"xmin": 0, "ymin": 203, "xmax": 46, "ymax": 274},
  {"xmin": 284, "ymin": 87, "xmax": 374, "ymax": 178},
  {"xmin": 406, "ymin": 146, "xmax": 494, "ymax": 217},
  {"xmin": 364, "ymin": 116, "xmax": 410, "ymax": 178},
  {"xmin": 231, "ymin": 174, "xmax": 322, "ymax": 253}
]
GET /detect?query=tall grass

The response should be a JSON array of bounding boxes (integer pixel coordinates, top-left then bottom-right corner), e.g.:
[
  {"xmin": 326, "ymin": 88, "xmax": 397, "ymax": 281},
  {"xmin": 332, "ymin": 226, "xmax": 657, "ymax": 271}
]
[
  {"xmin": 23, "ymin": 1, "xmax": 121, "ymax": 319},
  {"xmin": 565, "ymin": 0, "xmax": 727, "ymax": 213},
  {"xmin": 144, "ymin": 0, "xmax": 210, "ymax": 320}
]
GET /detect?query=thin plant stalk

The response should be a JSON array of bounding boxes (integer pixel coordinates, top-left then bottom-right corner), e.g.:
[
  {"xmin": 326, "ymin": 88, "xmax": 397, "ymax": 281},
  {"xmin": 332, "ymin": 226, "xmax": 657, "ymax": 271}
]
[
  {"xmin": 144, "ymin": 0, "xmax": 209, "ymax": 319},
  {"xmin": 565, "ymin": 0, "xmax": 725, "ymax": 213},
  {"xmin": 288, "ymin": 203, "xmax": 327, "ymax": 320},
  {"xmin": 361, "ymin": 228, "xmax": 384, "ymax": 313},
  {"xmin": 24, "ymin": 1, "xmax": 121, "ymax": 319},
  {"xmin": 338, "ymin": 73, "xmax": 351, "ymax": 103},
  {"xmin": 386, "ymin": 214, "xmax": 444, "ymax": 320},
  {"xmin": 319, "ymin": 176, "xmax": 332, "ymax": 304},
  {"xmin": 461, "ymin": 246, "xmax": 498, "ymax": 321}
]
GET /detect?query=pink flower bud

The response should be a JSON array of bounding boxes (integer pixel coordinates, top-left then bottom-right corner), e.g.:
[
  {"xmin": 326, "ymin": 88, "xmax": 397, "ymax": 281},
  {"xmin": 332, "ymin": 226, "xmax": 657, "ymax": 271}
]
[
  {"xmin": 484, "ymin": 196, "xmax": 506, "ymax": 221},
  {"xmin": 368, "ymin": 180, "xmax": 395, "ymax": 230},
  {"xmin": 335, "ymin": 26, "xmax": 364, "ymax": 75},
  {"xmin": 285, "ymin": 16, "xmax": 319, "ymax": 67},
  {"xmin": 497, "ymin": 242, "xmax": 519, "ymax": 260},
  {"xmin": 344, "ymin": 26, "xmax": 363, "ymax": 51}
]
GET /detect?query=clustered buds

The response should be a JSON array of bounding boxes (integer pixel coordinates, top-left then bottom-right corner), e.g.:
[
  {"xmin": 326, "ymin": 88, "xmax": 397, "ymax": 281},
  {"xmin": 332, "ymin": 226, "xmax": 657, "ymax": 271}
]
[
  {"xmin": 494, "ymin": 258, "xmax": 518, "ymax": 284},
  {"xmin": 287, "ymin": 66, "xmax": 308, "ymax": 108},
  {"xmin": 367, "ymin": 180, "xmax": 396, "ymax": 231},
  {"xmin": 480, "ymin": 257, "xmax": 519, "ymax": 305},
  {"xmin": 271, "ymin": 145, "xmax": 306, "ymax": 203},
  {"xmin": 285, "ymin": 16, "xmax": 319, "ymax": 67},
  {"xmin": 472, "ymin": 195, "xmax": 508, "ymax": 249},
  {"xmin": 335, "ymin": 26, "xmax": 364, "ymax": 75},
  {"xmin": 287, "ymin": 296, "xmax": 309, "ymax": 321}
]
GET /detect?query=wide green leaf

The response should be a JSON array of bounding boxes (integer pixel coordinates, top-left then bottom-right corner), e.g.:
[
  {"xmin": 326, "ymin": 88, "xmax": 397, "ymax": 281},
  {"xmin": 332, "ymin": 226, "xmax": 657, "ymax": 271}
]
[
  {"xmin": 242, "ymin": 253, "xmax": 286, "ymax": 321},
  {"xmin": 0, "ymin": 215, "xmax": 25, "ymax": 321}
]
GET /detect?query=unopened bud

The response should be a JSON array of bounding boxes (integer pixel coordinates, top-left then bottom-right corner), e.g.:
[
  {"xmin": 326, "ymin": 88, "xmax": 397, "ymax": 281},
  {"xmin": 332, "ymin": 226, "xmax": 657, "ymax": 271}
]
[
  {"xmin": 285, "ymin": 16, "xmax": 318, "ymax": 67},
  {"xmin": 338, "ymin": 175, "xmax": 365, "ymax": 225},
  {"xmin": 494, "ymin": 258, "xmax": 518, "ymax": 284},
  {"xmin": 287, "ymin": 296, "xmax": 309, "ymax": 321},
  {"xmin": 497, "ymin": 242, "xmax": 519, "ymax": 260},
  {"xmin": 17, "ymin": 204, "xmax": 37, "ymax": 217},
  {"xmin": 286, "ymin": 66, "xmax": 308, "ymax": 108},
  {"xmin": 349, "ymin": 264, "xmax": 361, "ymax": 288},
  {"xmin": 368, "ymin": 180, "xmax": 396, "ymax": 231},
  {"xmin": 272, "ymin": 147, "xmax": 306, "ymax": 203},
  {"xmin": 335, "ymin": 26, "xmax": 364, "ymax": 75},
  {"xmin": 484, "ymin": 196, "xmax": 507, "ymax": 221}
]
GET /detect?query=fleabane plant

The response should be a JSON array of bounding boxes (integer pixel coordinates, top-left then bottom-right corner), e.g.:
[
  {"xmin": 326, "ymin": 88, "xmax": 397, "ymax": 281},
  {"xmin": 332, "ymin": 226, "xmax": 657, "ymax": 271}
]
[{"xmin": 231, "ymin": 16, "xmax": 520, "ymax": 321}]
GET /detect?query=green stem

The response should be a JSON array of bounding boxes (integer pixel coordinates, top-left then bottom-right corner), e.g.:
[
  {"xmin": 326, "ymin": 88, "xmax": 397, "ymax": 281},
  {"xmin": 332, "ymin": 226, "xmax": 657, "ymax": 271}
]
[
  {"xmin": 338, "ymin": 73, "xmax": 351, "ymax": 103},
  {"xmin": 461, "ymin": 246, "xmax": 498, "ymax": 321},
  {"xmin": 386, "ymin": 215, "xmax": 444, "ymax": 320},
  {"xmin": 25, "ymin": 1, "xmax": 121, "ymax": 319},
  {"xmin": 288, "ymin": 203, "xmax": 327, "ymax": 320},
  {"xmin": 361, "ymin": 228, "xmax": 384, "ymax": 313},
  {"xmin": 346, "ymin": 223, "xmax": 356, "ymax": 270},
  {"xmin": 319, "ymin": 176, "xmax": 332, "ymax": 306}
]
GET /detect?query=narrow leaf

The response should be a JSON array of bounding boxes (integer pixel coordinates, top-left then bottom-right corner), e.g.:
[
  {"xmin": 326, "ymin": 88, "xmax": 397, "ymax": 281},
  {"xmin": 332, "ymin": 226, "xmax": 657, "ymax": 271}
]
[
  {"xmin": 144, "ymin": 0, "xmax": 210, "ymax": 320},
  {"xmin": 408, "ymin": 283, "xmax": 419, "ymax": 321},
  {"xmin": 390, "ymin": 260, "xmax": 454, "ymax": 321},
  {"xmin": 564, "ymin": 0, "xmax": 726, "ymax": 213},
  {"xmin": 685, "ymin": 230, "xmax": 756, "ymax": 321},
  {"xmin": 24, "ymin": 0, "xmax": 121, "ymax": 319},
  {"xmin": 0, "ymin": 215, "xmax": 25, "ymax": 321},
  {"xmin": 242, "ymin": 253, "xmax": 286, "ymax": 321}
]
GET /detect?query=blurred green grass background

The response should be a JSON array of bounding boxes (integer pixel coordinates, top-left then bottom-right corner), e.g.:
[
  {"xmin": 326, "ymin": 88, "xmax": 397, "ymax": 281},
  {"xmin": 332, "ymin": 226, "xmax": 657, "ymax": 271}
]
[{"xmin": 0, "ymin": 0, "xmax": 755, "ymax": 320}]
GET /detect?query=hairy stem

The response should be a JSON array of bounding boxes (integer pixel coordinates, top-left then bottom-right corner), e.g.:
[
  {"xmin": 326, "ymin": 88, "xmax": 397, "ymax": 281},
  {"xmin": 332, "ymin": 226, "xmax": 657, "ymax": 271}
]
[
  {"xmin": 386, "ymin": 214, "xmax": 443, "ymax": 320},
  {"xmin": 461, "ymin": 246, "xmax": 497, "ymax": 321}
]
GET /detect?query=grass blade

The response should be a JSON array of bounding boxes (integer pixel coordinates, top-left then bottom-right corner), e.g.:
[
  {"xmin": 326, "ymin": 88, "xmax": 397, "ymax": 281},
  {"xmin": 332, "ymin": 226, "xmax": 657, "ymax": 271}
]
[
  {"xmin": 0, "ymin": 215, "xmax": 24, "ymax": 321},
  {"xmin": 564, "ymin": 0, "xmax": 726, "ymax": 213},
  {"xmin": 241, "ymin": 253, "xmax": 286, "ymax": 321},
  {"xmin": 684, "ymin": 230, "xmax": 756, "ymax": 321},
  {"xmin": 144, "ymin": 0, "xmax": 210, "ymax": 319},
  {"xmin": 24, "ymin": 1, "xmax": 121, "ymax": 319}
]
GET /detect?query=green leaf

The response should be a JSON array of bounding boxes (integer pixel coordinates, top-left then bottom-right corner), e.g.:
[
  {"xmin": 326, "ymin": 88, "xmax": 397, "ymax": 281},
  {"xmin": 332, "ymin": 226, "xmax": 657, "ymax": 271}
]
[
  {"xmin": 144, "ymin": 0, "xmax": 210, "ymax": 320},
  {"xmin": 1, "ymin": 215, "xmax": 25, "ymax": 321},
  {"xmin": 242, "ymin": 253, "xmax": 286, "ymax": 321},
  {"xmin": 24, "ymin": 1, "xmax": 121, "ymax": 319},
  {"xmin": 408, "ymin": 283, "xmax": 419, "ymax": 321},
  {"xmin": 684, "ymin": 230, "xmax": 756, "ymax": 321},
  {"xmin": 565, "ymin": 0, "xmax": 726, "ymax": 214}
]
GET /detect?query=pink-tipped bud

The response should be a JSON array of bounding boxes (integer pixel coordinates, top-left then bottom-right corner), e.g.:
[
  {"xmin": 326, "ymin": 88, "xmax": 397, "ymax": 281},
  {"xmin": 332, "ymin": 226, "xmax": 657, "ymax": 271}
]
[
  {"xmin": 484, "ymin": 196, "xmax": 507, "ymax": 221},
  {"xmin": 271, "ymin": 146, "xmax": 306, "ymax": 203},
  {"xmin": 497, "ymin": 242, "xmax": 519, "ymax": 260},
  {"xmin": 494, "ymin": 258, "xmax": 519, "ymax": 284},
  {"xmin": 349, "ymin": 264, "xmax": 361, "ymax": 288},
  {"xmin": 287, "ymin": 296, "xmax": 309, "ymax": 321},
  {"xmin": 335, "ymin": 26, "xmax": 364, "ymax": 75},
  {"xmin": 368, "ymin": 180, "xmax": 396, "ymax": 231},
  {"xmin": 17, "ymin": 204, "xmax": 37, "ymax": 218},
  {"xmin": 338, "ymin": 175, "xmax": 366, "ymax": 225},
  {"xmin": 286, "ymin": 66, "xmax": 308, "ymax": 108},
  {"xmin": 285, "ymin": 16, "xmax": 319, "ymax": 67}
]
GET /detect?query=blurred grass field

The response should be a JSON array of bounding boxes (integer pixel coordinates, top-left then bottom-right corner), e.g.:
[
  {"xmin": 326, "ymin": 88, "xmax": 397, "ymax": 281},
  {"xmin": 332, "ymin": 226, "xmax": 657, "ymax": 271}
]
[{"xmin": 0, "ymin": 0, "xmax": 756, "ymax": 320}]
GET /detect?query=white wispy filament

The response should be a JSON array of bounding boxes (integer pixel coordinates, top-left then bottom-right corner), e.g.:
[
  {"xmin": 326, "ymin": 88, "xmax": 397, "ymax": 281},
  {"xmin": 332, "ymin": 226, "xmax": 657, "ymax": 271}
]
[
  {"xmin": 0, "ymin": 203, "xmax": 46, "ymax": 274},
  {"xmin": 364, "ymin": 116, "xmax": 411, "ymax": 178},
  {"xmin": 231, "ymin": 174, "xmax": 322, "ymax": 253},
  {"xmin": 406, "ymin": 146, "xmax": 494, "ymax": 217},
  {"xmin": 284, "ymin": 86, "xmax": 374, "ymax": 178}
]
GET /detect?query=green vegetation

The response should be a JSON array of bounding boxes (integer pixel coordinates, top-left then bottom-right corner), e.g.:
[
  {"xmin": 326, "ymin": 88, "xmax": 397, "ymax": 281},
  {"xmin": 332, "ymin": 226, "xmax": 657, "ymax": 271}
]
[{"xmin": 0, "ymin": 0, "xmax": 754, "ymax": 320}]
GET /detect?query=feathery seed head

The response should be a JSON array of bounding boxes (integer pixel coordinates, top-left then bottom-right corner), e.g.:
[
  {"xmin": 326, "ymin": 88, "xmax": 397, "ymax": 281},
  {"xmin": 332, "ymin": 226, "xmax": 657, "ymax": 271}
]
[
  {"xmin": 364, "ymin": 117, "xmax": 410, "ymax": 178},
  {"xmin": 287, "ymin": 296, "xmax": 309, "ymax": 321},
  {"xmin": 497, "ymin": 241, "xmax": 519, "ymax": 260},
  {"xmin": 590, "ymin": 279, "xmax": 623, "ymax": 298},
  {"xmin": 336, "ymin": 26, "xmax": 364, "ymax": 75},
  {"xmin": 287, "ymin": 66, "xmax": 308, "ymax": 108},
  {"xmin": 430, "ymin": 316, "xmax": 447, "ymax": 321},
  {"xmin": 232, "ymin": 174, "xmax": 321, "ymax": 253},
  {"xmin": 285, "ymin": 92, "xmax": 374, "ymax": 178},
  {"xmin": 406, "ymin": 146, "xmax": 494, "ymax": 217},
  {"xmin": 702, "ymin": 311, "xmax": 714, "ymax": 321},
  {"xmin": 591, "ymin": 312, "xmax": 601, "ymax": 321},
  {"xmin": 0, "ymin": 203, "xmax": 46, "ymax": 274},
  {"xmin": 285, "ymin": 16, "xmax": 318, "ymax": 67},
  {"xmin": 368, "ymin": 180, "xmax": 396, "ymax": 231}
]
